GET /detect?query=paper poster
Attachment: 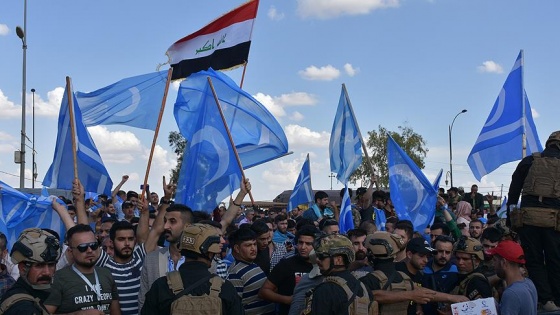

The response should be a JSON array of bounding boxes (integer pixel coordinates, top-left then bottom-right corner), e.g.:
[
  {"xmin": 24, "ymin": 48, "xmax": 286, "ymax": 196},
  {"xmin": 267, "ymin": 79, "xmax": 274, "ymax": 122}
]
[{"xmin": 451, "ymin": 298, "xmax": 497, "ymax": 315}]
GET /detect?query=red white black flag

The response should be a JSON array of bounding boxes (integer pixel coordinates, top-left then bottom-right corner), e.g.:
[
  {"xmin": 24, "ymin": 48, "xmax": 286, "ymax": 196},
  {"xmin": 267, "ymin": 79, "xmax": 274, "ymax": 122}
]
[{"xmin": 166, "ymin": 0, "xmax": 259, "ymax": 80}]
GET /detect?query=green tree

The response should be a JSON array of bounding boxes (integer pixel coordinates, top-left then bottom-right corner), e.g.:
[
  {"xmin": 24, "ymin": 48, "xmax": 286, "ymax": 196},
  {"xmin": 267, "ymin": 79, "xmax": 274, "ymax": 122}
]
[
  {"xmin": 350, "ymin": 124, "xmax": 428, "ymax": 188},
  {"xmin": 168, "ymin": 131, "xmax": 186, "ymax": 183}
]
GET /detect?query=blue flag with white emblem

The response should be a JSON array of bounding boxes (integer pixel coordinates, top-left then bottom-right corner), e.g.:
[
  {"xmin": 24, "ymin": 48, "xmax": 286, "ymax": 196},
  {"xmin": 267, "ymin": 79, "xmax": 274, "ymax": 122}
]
[
  {"xmin": 76, "ymin": 70, "xmax": 168, "ymax": 131},
  {"xmin": 467, "ymin": 51, "xmax": 543, "ymax": 180},
  {"xmin": 288, "ymin": 154, "xmax": 313, "ymax": 211},
  {"xmin": 175, "ymin": 79, "xmax": 242, "ymax": 211},
  {"xmin": 175, "ymin": 68, "xmax": 288, "ymax": 170},
  {"xmin": 0, "ymin": 180, "xmax": 66, "ymax": 247},
  {"xmin": 338, "ymin": 184, "xmax": 354, "ymax": 234},
  {"xmin": 388, "ymin": 136, "xmax": 437, "ymax": 233},
  {"xmin": 329, "ymin": 86, "xmax": 363, "ymax": 183},
  {"xmin": 43, "ymin": 80, "xmax": 113, "ymax": 195}
]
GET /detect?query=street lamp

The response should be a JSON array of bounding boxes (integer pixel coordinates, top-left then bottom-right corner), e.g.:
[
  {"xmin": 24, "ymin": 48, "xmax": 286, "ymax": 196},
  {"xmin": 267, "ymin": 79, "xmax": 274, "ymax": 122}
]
[
  {"xmin": 31, "ymin": 88, "xmax": 37, "ymax": 188},
  {"xmin": 449, "ymin": 109, "xmax": 467, "ymax": 188},
  {"xmin": 16, "ymin": 0, "xmax": 28, "ymax": 189}
]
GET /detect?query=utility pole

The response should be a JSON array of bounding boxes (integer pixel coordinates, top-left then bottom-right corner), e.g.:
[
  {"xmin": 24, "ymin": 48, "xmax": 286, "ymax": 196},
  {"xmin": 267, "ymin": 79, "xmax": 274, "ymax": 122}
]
[{"xmin": 329, "ymin": 173, "xmax": 336, "ymax": 190}]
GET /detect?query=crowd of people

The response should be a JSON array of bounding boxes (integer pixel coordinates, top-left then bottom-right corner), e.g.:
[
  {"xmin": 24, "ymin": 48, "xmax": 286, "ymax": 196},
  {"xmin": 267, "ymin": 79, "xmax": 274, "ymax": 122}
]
[{"xmin": 0, "ymin": 130, "xmax": 559, "ymax": 315}]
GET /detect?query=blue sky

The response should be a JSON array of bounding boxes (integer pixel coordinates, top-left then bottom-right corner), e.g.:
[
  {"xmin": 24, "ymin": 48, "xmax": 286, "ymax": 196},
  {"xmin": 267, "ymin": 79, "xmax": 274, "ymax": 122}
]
[{"xmin": 1, "ymin": 0, "xmax": 559, "ymax": 203}]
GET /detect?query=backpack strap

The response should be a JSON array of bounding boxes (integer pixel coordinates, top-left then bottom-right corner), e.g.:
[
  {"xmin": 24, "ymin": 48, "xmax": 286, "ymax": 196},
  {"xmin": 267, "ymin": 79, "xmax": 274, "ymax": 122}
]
[
  {"xmin": 0, "ymin": 293, "xmax": 48, "ymax": 315},
  {"xmin": 169, "ymin": 274, "xmax": 213, "ymax": 302},
  {"xmin": 208, "ymin": 275, "xmax": 224, "ymax": 298},
  {"xmin": 325, "ymin": 276, "xmax": 354, "ymax": 300},
  {"xmin": 166, "ymin": 271, "xmax": 184, "ymax": 295}
]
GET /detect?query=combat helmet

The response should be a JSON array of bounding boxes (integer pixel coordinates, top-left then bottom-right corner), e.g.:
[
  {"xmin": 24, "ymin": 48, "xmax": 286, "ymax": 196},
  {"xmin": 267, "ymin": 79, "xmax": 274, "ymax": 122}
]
[
  {"xmin": 453, "ymin": 236, "xmax": 484, "ymax": 261},
  {"xmin": 546, "ymin": 130, "xmax": 560, "ymax": 148},
  {"xmin": 494, "ymin": 218, "xmax": 517, "ymax": 240},
  {"xmin": 365, "ymin": 231, "xmax": 406, "ymax": 259},
  {"xmin": 180, "ymin": 223, "xmax": 222, "ymax": 258},
  {"xmin": 314, "ymin": 233, "xmax": 355, "ymax": 263},
  {"xmin": 11, "ymin": 228, "xmax": 61, "ymax": 264}
]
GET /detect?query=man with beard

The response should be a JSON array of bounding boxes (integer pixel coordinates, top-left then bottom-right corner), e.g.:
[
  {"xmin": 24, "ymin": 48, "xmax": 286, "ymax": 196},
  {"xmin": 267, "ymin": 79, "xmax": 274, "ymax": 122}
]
[
  {"xmin": 226, "ymin": 228, "xmax": 275, "ymax": 315},
  {"xmin": 251, "ymin": 220, "xmax": 288, "ymax": 275},
  {"xmin": 490, "ymin": 240, "xmax": 538, "ymax": 315},
  {"xmin": 451, "ymin": 236, "xmax": 492, "ymax": 300},
  {"xmin": 303, "ymin": 191, "xmax": 335, "ymax": 224},
  {"xmin": 45, "ymin": 224, "xmax": 120, "ymax": 315},
  {"xmin": 259, "ymin": 225, "xmax": 318, "ymax": 315},
  {"xmin": 469, "ymin": 219, "xmax": 484, "ymax": 240},
  {"xmin": 346, "ymin": 228, "xmax": 372, "ymax": 278},
  {"xmin": 422, "ymin": 235, "xmax": 461, "ymax": 314},
  {"xmin": 0, "ymin": 229, "xmax": 61, "ymax": 314},
  {"xmin": 138, "ymin": 203, "xmax": 192, "ymax": 310}
]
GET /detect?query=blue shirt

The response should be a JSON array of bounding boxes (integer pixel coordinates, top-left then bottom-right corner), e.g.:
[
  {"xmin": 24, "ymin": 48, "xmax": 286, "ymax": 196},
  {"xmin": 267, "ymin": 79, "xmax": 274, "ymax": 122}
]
[{"xmin": 499, "ymin": 278, "xmax": 538, "ymax": 315}]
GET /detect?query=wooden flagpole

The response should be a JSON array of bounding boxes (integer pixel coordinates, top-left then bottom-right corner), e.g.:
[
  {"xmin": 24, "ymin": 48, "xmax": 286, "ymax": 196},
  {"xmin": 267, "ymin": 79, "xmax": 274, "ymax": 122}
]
[
  {"xmin": 342, "ymin": 83, "xmax": 379, "ymax": 190},
  {"xmin": 66, "ymin": 76, "xmax": 79, "ymax": 180},
  {"xmin": 207, "ymin": 76, "xmax": 255, "ymax": 205},
  {"xmin": 239, "ymin": 61, "xmax": 248, "ymax": 88},
  {"xmin": 142, "ymin": 68, "xmax": 173, "ymax": 199}
]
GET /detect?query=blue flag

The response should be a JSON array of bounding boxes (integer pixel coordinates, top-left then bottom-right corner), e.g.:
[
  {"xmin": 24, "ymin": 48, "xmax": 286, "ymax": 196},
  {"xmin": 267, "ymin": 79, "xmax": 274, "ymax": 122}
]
[
  {"xmin": 329, "ymin": 86, "xmax": 363, "ymax": 183},
  {"xmin": 432, "ymin": 169, "xmax": 443, "ymax": 191},
  {"xmin": 288, "ymin": 154, "xmax": 313, "ymax": 211},
  {"xmin": 0, "ymin": 180, "xmax": 66, "ymax": 248},
  {"xmin": 497, "ymin": 197, "xmax": 508, "ymax": 218},
  {"xmin": 76, "ymin": 70, "xmax": 168, "ymax": 131},
  {"xmin": 175, "ymin": 80, "xmax": 242, "ymax": 211},
  {"xmin": 338, "ymin": 184, "xmax": 354, "ymax": 234},
  {"xmin": 175, "ymin": 68, "xmax": 288, "ymax": 170},
  {"xmin": 388, "ymin": 136, "xmax": 437, "ymax": 233},
  {"xmin": 43, "ymin": 80, "xmax": 113, "ymax": 195},
  {"xmin": 468, "ymin": 51, "xmax": 543, "ymax": 180}
]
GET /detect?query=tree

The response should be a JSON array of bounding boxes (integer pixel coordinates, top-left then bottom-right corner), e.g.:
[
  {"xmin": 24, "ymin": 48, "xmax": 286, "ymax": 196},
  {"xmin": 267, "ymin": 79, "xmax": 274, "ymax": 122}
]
[
  {"xmin": 350, "ymin": 124, "xmax": 428, "ymax": 188},
  {"xmin": 168, "ymin": 131, "xmax": 186, "ymax": 184}
]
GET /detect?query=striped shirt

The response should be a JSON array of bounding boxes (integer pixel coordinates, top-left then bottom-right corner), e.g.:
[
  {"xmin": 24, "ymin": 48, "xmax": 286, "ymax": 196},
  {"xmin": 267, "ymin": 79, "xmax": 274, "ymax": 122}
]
[
  {"xmin": 227, "ymin": 259, "xmax": 275, "ymax": 315},
  {"xmin": 98, "ymin": 244, "xmax": 146, "ymax": 315}
]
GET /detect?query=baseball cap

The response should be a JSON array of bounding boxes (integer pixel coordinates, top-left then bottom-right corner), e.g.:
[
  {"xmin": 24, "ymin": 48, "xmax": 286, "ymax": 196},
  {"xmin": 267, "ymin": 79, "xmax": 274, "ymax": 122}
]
[
  {"xmin": 406, "ymin": 237, "xmax": 436, "ymax": 255},
  {"xmin": 488, "ymin": 240, "xmax": 525, "ymax": 264}
]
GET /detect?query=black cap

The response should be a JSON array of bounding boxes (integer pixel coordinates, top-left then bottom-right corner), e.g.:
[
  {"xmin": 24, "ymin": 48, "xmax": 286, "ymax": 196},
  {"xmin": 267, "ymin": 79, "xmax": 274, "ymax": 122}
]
[{"xmin": 406, "ymin": 237, "xmax": 436, "ymax": 255}]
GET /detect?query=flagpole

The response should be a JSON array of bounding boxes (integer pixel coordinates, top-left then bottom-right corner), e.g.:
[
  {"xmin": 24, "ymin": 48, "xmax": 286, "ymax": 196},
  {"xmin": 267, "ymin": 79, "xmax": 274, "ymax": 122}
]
[
  {"xmin": 342, "ymin": 84, "xmax": 379, "ymax": 190},
  {"xmin": 66, "ymin": 76, "xmax": 79, "ymax": 180},
  {"xmin": 142, "ymin": 68, "xmax": 173, "ymax": 198},
  {"xmin": 207, "ymin": 76, "xmax": 255, "ymax": 205},
  {"xmin": 520, "ymin": 49, "xmax": 527, "ymax": 158},
  {"xmin": 306, "ymin": 153, "xmax": 312, "ymax": 194},
  {"xmin": 239, "ymin": 61, "xmax": 248, "ymax": 88}
]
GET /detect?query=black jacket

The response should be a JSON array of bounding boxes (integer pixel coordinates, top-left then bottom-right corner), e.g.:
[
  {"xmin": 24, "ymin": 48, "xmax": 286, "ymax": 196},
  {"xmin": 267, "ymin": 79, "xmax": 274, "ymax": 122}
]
[{"xmin": 0, "ymin": 277, "xmax": 50, "ymax": 315}]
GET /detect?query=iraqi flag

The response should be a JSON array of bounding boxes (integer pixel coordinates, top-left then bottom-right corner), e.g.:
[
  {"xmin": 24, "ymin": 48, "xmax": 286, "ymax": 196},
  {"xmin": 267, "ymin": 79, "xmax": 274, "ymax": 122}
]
[{"xmin": 166, "ymin": 0, "xmax": 259, "ymax": 80}]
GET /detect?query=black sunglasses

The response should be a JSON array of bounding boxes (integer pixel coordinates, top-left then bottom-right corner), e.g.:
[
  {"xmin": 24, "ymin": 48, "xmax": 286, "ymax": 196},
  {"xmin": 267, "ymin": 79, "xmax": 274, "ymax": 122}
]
[{"xmin": 73, "ymin": 242, "xmax": 99, "ymax": 253}]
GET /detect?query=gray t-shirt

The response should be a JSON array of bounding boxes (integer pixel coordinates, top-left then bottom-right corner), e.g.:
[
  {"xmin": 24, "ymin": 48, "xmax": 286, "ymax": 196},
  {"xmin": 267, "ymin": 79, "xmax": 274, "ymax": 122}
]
[
  {"xmin": 499, "ymin": 278, "xmax": 537, "ymax": 315},
  {"xmin": 45, "ymin": 265, "xmax": 119, "ymax": 314}
]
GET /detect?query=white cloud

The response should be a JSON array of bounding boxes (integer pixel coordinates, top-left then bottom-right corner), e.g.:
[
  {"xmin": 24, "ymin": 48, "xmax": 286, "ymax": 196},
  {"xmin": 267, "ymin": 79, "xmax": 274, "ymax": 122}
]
[
  {"xmin": 32, "ymin": 87, "xmax": 64, "ymax": 117},
  {"xmin": 284, "ymin": 124, "xmax": 330, "ymax": 148},
  {"xmin": 0, "ymin": 89, "xmax": 21, "ymax": 118},
  {"xmin": 0, "ymin": 24, "xmax": 8, "ymax": 36},
  {"xmin": 261, "ymin": 154, "xmax": 311, "ymax": 193},
  {"xmin": 297, "ymin": 0, "xmax": 400, "ymax": 19},
  {"xmin": 268, "ymin": 6, "xmax": 285, "ymax": 21},
  {"xmin": 253, "ymin": 93, "xmax": 286, "ymax": 117},
  {"xmin": 0, "ymin": 143, "xmax": 17, "ymax": 153},
  {"xmin": 299, "ymin": 65, "xmax": 340, "ymax": 81},
  {"xmin": 344, "ymin": 63, "xmax": 360, "ymax": 77},
  {"xmin": 276, "ymin": 92, "xmax": 317, "ymax": 106},
  {"xmin": 88, "ymin": 126, "xmax": 142, "ymax": 164},
  {"xmin": 531, "ymin": 108, "xmax": 540, "ymax": 119},
  {"xmin": 290, "ymin": 111, "xmax": 305, "ymax": 121},
  {"xmin": 477, "ymin": 61, "xmax": 504, "ymax": 74},
  {"xmin": 0, "ymin": 131, "xmax": 14, "ymax": 141}
]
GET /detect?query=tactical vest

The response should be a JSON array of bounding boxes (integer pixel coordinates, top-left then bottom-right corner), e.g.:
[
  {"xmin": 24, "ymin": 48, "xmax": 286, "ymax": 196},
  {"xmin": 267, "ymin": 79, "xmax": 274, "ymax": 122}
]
[
  {"xmin": 371, "ymin": 270, "xmax": 414, "ymax": 315},
  {"xmin": 166, "ymin": 271, "xmax": 223, "ymax": 315},
  {"xmin": 522, "ymin": 153, "xmax": 560, "ymax": 201},
  {"xmin": 450, "ymin": 272, "xmax": 486, "ymax": 299},
  {"xmin": 302, "ymin": 275, "xmax": 376, "ymax": 315},
  {"xmin": 0, "ymin": 293, "xmax": 50, "ymax": 315}
]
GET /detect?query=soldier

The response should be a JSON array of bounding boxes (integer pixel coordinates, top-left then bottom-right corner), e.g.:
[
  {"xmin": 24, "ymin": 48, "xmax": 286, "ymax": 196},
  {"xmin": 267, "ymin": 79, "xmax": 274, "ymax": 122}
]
[
  {"xmin": 450, "ymin": 236, "xmax": 492, "ymax": 300},
  {"xmin": 507, "ymin": 130, "xmax": 560, "ymax": 311},
  {"xmin": 303, "ymin": 233, "xmax": 373, "ymax": 315},
  {"xmin": 0, "ymin": 228, "xmax": 61, "ymax": 315},
  {"xmin": 359, "ymin": 231, "xmax": 434, "ymax": 315}
]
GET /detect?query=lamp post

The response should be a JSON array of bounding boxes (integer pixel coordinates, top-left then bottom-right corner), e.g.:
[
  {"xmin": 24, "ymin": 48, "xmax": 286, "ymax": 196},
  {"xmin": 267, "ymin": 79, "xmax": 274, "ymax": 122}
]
[
  {"xmin": 449, "ymin": 109, "xmax": 467, "ymax": 188},
  {"xmin": 16, "ymin": 0, "xmax": 28, "ymax": 189},
  {"xmin": 31, "ymin": 88, "xmax": 36, "ymax": 188}
]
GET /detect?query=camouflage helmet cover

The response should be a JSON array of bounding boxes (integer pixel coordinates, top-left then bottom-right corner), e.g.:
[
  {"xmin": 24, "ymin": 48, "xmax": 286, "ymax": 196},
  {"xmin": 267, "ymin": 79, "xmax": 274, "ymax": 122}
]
[
  {"xmin": 11, "ymin": 228, "xmax": 61, "ymax": 264},
  {"xmin": 314, "ymin": 233, "xmax": 355, "ymax": 263},
  {"xmin": 180, "ymin": 223, "xmax": 221, "ymax": 255},
  {"xmin": 453, "ymin": 236, "xmax": 484, "ymax": 261},
  {"xmin": 365, "ymin": 231, "xmax": 406, "ymax": 258},
  {"xmin": 546, "ymin": 131, "xmax": 560, "ymax": 147}
]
